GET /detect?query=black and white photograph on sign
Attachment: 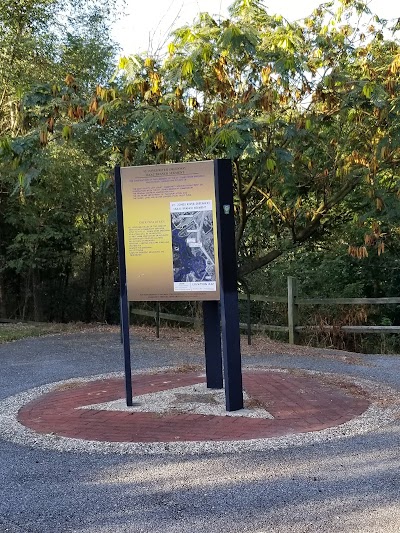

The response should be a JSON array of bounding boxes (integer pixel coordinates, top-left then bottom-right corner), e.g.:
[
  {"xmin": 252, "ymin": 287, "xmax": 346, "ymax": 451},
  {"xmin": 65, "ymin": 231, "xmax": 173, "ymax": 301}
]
[{"xmin": 170, "ymin": 200, "xmax": 216, "ymax": 292}]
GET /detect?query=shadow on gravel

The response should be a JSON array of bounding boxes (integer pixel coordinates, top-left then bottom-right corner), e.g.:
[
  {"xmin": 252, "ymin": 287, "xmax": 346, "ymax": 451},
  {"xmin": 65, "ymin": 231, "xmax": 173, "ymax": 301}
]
[
  {"xmin": 0, "ymin": 331, "xmax": 399, "ymax": 532},
  {"xmin": 0, "ymin": 426, "xmax": 399, "ymax": 532}
]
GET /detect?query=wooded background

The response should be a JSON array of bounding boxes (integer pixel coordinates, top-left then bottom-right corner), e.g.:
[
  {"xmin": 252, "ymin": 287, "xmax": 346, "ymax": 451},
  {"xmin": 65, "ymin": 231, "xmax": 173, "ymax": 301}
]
[{"xmin": 1, "ymin": 0, "xmax": 400, "ymax": 351}]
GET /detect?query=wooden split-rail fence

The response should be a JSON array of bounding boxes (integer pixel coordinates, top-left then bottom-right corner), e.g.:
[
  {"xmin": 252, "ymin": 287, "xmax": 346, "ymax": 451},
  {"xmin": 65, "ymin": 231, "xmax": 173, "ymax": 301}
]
[{"xmin": 131, "ymin": 277, "xmax": 400, "ymax": 345}]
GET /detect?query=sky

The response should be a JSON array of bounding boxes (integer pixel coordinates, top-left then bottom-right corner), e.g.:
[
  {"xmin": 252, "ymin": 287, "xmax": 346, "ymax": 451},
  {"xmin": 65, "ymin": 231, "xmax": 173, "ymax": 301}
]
[{"xmin": 111, "ymin": 0, "xmax": 398, "ymax": 56}]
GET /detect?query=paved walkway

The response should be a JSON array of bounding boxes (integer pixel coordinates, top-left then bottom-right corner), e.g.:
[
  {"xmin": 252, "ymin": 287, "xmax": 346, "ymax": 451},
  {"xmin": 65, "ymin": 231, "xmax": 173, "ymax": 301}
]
[{"xmin": 18, "ymin": 370, "xmax": 369, "ymax": 443}]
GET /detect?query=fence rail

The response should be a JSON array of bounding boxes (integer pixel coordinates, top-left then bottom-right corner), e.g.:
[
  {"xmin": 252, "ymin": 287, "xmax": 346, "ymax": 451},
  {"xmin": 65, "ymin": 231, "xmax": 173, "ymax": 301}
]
[
  {"xmin": 131, "ymin": 308, "xmax": 199, "ymax": 325},
  {"xmin": 131, "ymin": 308, "xmax": 289, "ymax": 335},
  {"xmin": 238, "ymin": 294, "xmax": 288, "ymax": 304},
  {"xmin": 296, "ymin": 325, "xmax": 400, "ymax": 334},
  {"xmin": 131, "ymin": 277, "xmax": 400, "ymax": 344},
  {"xmin": 296, "ymin": 297, "xmax": 400, "ymax": 305}
]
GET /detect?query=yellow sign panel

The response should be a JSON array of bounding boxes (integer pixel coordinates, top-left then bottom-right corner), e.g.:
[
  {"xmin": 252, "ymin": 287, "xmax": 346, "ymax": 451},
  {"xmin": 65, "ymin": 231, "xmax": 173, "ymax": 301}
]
[{"xmin": 120, "ymin": 161, "xmax": 220, "ymax": 301}]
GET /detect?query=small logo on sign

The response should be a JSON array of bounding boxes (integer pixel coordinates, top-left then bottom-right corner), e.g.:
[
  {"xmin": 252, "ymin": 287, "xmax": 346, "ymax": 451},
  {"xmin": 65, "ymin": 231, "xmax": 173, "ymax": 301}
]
[{"xmin": 223, "ymin": 204, "xmax": 231, "ymax": 215}]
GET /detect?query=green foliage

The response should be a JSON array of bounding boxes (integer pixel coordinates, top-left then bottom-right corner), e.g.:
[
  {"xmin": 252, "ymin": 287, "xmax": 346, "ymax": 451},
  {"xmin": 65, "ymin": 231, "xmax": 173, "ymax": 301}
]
[
  {"xmin": 1, "ymin": 0, "xmax": 400, "ymax": 335},
  {"xmin": 0, "ymin": 0, "xmax": 121, "ymax": 321}
]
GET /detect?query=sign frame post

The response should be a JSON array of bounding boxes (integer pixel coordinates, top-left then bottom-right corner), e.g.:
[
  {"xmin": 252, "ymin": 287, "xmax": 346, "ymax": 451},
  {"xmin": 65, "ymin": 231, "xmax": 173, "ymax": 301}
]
[
  {"xmin": 114, "ymin": 166, "xmax": 133, "ymax": 406},
  {"xmin": 202, "ymin": 300, "xmax": 223, "ymax": 389},
  {"xmin": 214, "ymin": 159, "xmax": 244, "ymax": 411}
]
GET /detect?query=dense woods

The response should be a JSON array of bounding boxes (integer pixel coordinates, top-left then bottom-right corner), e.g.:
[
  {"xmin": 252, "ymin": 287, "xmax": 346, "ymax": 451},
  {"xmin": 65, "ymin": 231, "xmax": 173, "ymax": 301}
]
[{"xmin": 1, "ymin": 0, "xmax": 400, "ymax": 349}]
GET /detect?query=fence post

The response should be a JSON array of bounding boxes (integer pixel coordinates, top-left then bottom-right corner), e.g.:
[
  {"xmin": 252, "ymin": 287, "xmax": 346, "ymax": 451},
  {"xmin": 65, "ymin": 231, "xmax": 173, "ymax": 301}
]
[
  {"xmin": 155, "ymin": 302, "xmax": 160, "ymax": 338},
  {"xmin": 287, "ymin": 276, "xmax": 299, "ymax": 344},
  {"xmin": 246, "ymin": 290, "xmax": 252, "ymax": 346},
  {"xmin": 239, "ymin": 279, "xmax": 252, "ymax": 346}
]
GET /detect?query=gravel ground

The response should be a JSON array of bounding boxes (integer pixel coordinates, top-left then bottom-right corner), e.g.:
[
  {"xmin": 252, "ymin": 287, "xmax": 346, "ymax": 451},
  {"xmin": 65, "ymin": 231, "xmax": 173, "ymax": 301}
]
[{"xmin": 0, "ymin": 326, "xmax": 399, "ymax": 532}]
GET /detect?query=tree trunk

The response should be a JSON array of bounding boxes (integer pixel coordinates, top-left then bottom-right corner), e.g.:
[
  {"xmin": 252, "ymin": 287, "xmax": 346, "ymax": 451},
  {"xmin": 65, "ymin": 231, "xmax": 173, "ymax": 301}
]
[
  {"xmin": 32, "ymin": 269, "xmax": 43, "ymax": 322},
  {"xmin": 60, "ymin": 263, "xmax": 71, "ymax": 322},
  {"xmin": 85, "ymin": 242, "xmax": 96, "ymax": 322},
  {"xmin": 0, "ymin": 259, "xmax": 7, "ymax": 317},
  {"xmin": 101, "ymin": 234, "xmax": 112, "ymax": 322},
  {"xmin": 22, "ymin": 270, "xmax": 32, "ymax": 320}
]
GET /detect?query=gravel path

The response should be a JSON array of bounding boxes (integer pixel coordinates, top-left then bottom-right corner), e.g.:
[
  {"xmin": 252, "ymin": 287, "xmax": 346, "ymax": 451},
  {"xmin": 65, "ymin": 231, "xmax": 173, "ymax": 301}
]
[{"xmin": 0, "ymin": 327, "xmax": 399, "ymax": 532}]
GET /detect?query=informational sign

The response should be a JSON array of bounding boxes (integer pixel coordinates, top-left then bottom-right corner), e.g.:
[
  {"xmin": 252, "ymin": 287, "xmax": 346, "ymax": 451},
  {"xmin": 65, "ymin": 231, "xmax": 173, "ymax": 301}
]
[{"xmin": 120, "ymin": 161, "xmax": 220, "ymax": 301}]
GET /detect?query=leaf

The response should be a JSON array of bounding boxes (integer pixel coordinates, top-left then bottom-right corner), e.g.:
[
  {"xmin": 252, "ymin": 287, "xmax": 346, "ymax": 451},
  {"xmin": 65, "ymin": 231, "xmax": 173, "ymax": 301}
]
[
  {"xmin": 118, "ymin": 56, "xmax": 129, "ymax": 69},
  {"xmin": 266, "ymin": 158, "xmax": 276, "ymax": 171},
  {"xmin": 62, "ymin": 126, "xmax": 72, "ymax": 140},
  {"xmin": 275, "ymin": 149, "xmax": 293, "ymax": 163},
  {"xmin": 362, "ymin": 82, "xmax": 374, "ymax": 99},
  {"xmin": 348, "ymin": 108, "xmax": 357, "ymax": 121},
  {"xmin": 97, "ymin": 172, "xmax": 107, "ymax": 186},
  {"xmin": 181, "ymin": 59, "xmax": 194, "ymax": 77}
]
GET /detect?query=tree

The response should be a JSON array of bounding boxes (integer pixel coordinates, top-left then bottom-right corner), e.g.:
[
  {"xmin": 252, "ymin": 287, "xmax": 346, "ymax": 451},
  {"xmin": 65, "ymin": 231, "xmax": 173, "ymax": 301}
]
[
  {"xmin": 110, "ymin": 0, "xmax": 400, "ymax": 280},
  {"xmin": 0, "ymin": 0, "xmax": 120, "ymax": 319},
  {"xmin": 2, "ymin": 0, "xmax": 400, "ymax": 321}
]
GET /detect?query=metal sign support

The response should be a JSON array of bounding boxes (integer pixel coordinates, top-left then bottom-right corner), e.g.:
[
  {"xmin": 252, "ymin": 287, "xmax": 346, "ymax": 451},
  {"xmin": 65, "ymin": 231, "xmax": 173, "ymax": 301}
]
[
  {"xmin": 202, "ymin": 300, "xmax": 223, "ymax": 389},
  {"xmin": 214, "ymin": 159, "xmax": 244, "ymax": 411},
  {"xmin": 114, "ymin": 166, "xmax": 133, "ymax": 406}
]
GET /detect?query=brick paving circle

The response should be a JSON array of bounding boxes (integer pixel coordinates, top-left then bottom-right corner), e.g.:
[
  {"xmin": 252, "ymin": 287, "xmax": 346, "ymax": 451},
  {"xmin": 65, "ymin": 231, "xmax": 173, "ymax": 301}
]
[{"xmin": 17, "ymin": 371, "xmax": 370, "ymax": 443}]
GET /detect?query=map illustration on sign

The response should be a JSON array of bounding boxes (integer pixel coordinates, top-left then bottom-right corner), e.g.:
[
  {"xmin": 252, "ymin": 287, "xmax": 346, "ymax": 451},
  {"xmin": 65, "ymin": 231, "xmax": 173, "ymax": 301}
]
[{"xmin": 170, "ymin": 200, "xmax": 217, "ymax": 292}]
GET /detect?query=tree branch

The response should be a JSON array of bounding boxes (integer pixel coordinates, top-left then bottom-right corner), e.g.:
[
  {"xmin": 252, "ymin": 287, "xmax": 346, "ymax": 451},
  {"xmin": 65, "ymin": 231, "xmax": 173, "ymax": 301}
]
[
  {"xmin": 295, "ymin": 173, "xmax": 362, "ymax": 242},
  {"xmin": 253, "ymin": 186, "xmax": 285, "ymax": 221},
  {"xmin": 234, "ymin": 159, "xmax": 248, "ymax": 251},
  {"xmin": 243, "ymin": 172, "xmax": 259, "ymax": 198},
  {"xmin": 238, "ymin": 248, "xmax": 283, "ymax": 277},
  {"xmin": 247, "ymin": 196, "xmax": 267, "ymax": 218},
  {"xmin": 238, "ymin": 174, "xmax": 363, "ymax": 277}
]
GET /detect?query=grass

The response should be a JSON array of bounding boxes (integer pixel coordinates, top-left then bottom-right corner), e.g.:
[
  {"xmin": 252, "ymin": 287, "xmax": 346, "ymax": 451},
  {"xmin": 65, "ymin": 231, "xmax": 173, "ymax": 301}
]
[
  {"xmin": 171, "ymin": 363, "xmax": 203, "ymax": 373},
  {"xmin": 0, "ymin": 322, "xmax": 94, "ymax": 344}
]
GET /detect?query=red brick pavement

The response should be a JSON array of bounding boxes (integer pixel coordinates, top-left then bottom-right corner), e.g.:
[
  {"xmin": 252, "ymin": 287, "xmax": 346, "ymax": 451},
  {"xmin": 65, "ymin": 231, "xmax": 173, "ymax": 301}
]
[{"xmin": 17, "ymin": 371, "xmax": 370, "ymax": 443}]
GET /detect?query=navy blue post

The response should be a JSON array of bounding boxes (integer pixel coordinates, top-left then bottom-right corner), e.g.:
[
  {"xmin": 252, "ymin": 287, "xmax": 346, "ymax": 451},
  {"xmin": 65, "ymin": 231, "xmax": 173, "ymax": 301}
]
[
  {"xmin": 214, "ymin": 159, "xmax": 244, "ymax": 411},
  {"xmin": 114, "ymin": 166, "xmax": 133, "ymax": 406},
  {"xmin": 119, "ymin": 298, "xmax": 123, "ymax": 344},
  {"xmin": 202, "ymin": 301, "xmax": 223, "ymax": 389}
]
